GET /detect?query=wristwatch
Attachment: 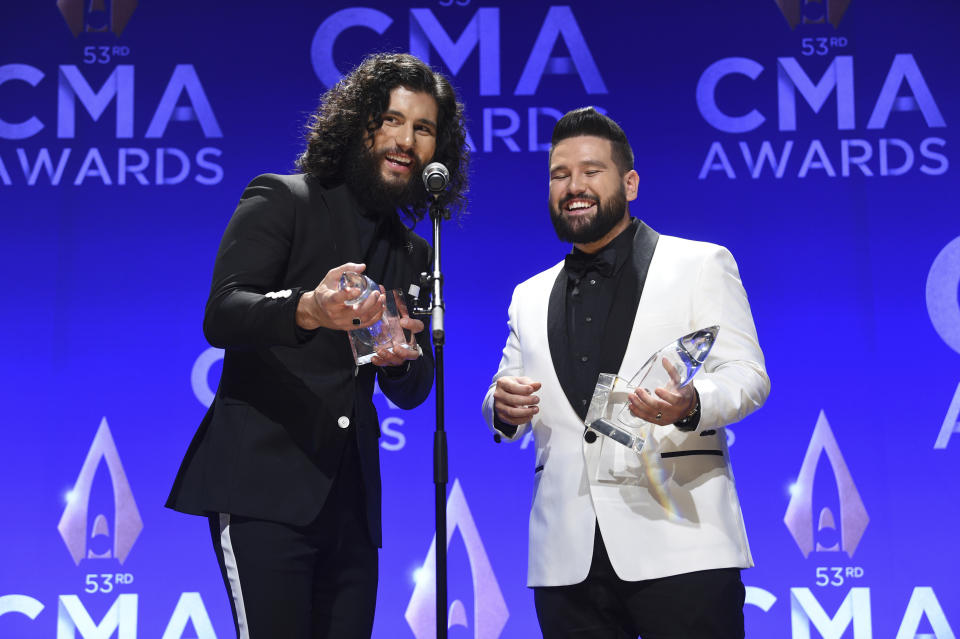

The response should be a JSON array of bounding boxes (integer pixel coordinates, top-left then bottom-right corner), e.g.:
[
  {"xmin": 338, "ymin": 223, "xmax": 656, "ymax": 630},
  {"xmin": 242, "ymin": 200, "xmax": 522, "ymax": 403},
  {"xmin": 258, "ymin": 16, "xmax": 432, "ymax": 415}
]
[{"xmin": 674, "ymin": 389, "xmax": 701, "ymax": 430}]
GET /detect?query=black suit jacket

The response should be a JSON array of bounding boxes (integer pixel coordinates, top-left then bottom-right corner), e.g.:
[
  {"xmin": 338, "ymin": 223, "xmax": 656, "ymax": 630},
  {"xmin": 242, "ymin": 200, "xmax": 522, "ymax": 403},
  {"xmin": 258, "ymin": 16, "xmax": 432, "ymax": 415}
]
[{"xmin": 166, "ymin": 173, "xmax": 434, "ymax": 546}]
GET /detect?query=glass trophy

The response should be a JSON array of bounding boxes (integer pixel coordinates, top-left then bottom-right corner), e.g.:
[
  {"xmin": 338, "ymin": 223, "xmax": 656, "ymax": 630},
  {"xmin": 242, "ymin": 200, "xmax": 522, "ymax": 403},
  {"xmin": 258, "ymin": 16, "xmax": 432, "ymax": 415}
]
[
  {"xmin": 339, "ymin": 272, "xmax": 415, "ymax": 366},
  {"xmin": 583, "ymin": 326, "xmax": 720, "ymax": 453}
]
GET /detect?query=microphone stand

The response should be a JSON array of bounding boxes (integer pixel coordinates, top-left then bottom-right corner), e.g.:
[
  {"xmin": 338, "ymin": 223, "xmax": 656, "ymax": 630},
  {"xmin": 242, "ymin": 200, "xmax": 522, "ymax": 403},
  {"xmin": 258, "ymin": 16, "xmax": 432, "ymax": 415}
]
[{"xmin": 416, "ymin": 194, "xmax": 451, "ymax": 639}]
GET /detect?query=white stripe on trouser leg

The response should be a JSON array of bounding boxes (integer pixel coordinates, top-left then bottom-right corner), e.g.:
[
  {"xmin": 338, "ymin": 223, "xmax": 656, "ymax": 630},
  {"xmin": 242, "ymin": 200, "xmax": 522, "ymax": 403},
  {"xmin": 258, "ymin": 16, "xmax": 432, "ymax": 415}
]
[{"xmin": 219, "ymin": 513, "xmax": 250, "ymax": 639}]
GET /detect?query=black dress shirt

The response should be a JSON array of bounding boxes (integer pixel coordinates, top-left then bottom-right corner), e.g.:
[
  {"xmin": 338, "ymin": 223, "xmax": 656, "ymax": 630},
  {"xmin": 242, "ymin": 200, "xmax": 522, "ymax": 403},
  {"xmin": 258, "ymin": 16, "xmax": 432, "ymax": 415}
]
[
  {"xmin": 493, "ymin": 219, "xmax": 639, "ymax": 439},
  {"xmin": 562, "ymin": 218, "xmax": 699, "ymax": 430},
  {"xmin": 563, "ymin": 219, "xmax": 640, "ymax": 415}
]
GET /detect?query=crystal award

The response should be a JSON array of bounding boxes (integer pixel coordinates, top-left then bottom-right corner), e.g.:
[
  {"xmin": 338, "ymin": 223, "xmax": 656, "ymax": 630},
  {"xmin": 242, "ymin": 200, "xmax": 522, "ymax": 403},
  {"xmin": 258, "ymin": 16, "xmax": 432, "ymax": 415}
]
[
  {"xmin": 340, "ymin": 272, "xmax": 415, "ymax": 366},
  {"xmin": 583, "ymin": 326, "xmax": 720, "ymax": 453}
]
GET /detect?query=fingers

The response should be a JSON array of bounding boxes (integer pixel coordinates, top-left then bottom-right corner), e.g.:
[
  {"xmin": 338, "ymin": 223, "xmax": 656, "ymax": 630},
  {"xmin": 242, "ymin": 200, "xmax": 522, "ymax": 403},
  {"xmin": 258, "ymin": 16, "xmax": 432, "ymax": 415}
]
[
  {"xmin": 372, "ymin": 329, "xmax": 423, "ymax": 366},
  {"xmin": 302, "ymin": 263, "xmax": 386, "ymax": 331},
  {"xmin": 662, "ymin": 357, "xmax": 681, "ymax": 385},
  {"xmin": 493, "ymin": 376, "xmax": 542, "ymax": 426},
  {"xmin": 371, "ymin": 348, "xmax": 403, "ymax": 367},
  {"xmin": 653, "ymin": 384, "xmax": 693, "ymax": 406},
  {"xmin": 494, "ymin": 401, "xmax": 539, "ymax": 426},
  {"xmin": 627, "ymin": 387, "xmax": 665, "ymax": 417},
  {"xmin": 397, "ymin": 317, "xmax": 423, "ymax": 350},
  {"xmin": 627, "ymin": 387, "xmax": 674, "ymax": 424},
  {"xmin": 371, "ymin": 341, "xmax": 420, "ymax": 367},
  {"xmin": 348, "ymin": 287, "xmax": 385, "ymax": 321},
  {"xmin": 337, "ymin": 262, "xmax": 366, "ymax": 275},
  {"xmin": 314, "ymin": 287, "xmax": 385, "ymax": 331},
  {"xmin": 628, "ymin": 384, "xmax": 695, "ymax": 424},
  {"xmin": 316, "ymin": 261, "xmax": 366, "ymax": 306},
  {"xmin": 498, "ymin": 376, "xmax": 542, "ymax": 395},
  {"xmin": 323, "ymin": 262, "xmax": 367, "ymax": 297},
  {"xmin": 334, "ymin": 263, "xmax": 386, "ymax": 329},
  {"xmin": 399, "ymin": 317, "xmax": 424, "ymax": 335},
  {"xmin": 343, "ymin": 297, "xmax": 384, "ymax": 331},
  {"xmin": 329, "ymin": 284, "xmax": 359, "ymax": 304}
]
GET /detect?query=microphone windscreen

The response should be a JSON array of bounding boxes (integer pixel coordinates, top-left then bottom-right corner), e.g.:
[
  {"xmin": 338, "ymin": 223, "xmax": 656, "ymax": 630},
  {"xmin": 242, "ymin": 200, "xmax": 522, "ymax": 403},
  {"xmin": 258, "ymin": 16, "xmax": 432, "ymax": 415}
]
[{"xmin": 422, "ymin": 162, "xmax": 450, "ymax": 193}]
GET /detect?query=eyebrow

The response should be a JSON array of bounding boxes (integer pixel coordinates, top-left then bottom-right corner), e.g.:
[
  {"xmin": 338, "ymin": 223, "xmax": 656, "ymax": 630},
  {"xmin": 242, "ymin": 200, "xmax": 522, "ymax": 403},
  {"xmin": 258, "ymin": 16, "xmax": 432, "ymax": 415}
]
[
  {"xmin": 550, "ymin": 158, "xmax": 608, "ymax": 173},
  {"xmin": 383, "ymin": 109, "xmax": 438, "ymax": 131}
]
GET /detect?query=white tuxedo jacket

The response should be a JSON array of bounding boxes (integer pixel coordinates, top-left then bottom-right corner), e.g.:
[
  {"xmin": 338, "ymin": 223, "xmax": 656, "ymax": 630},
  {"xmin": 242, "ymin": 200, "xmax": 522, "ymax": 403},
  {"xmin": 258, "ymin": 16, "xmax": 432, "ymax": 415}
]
[{"xmin": 482, "ymin": 225, "xmax": 769, "ymax": 587}]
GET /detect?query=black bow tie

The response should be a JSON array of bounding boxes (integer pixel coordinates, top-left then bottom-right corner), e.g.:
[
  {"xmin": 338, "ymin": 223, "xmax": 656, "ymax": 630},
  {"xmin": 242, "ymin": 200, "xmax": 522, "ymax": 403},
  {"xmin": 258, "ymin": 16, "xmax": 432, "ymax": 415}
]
[{"xmin": 564, "ymin": 247, "xmax": 616, "ymax": 280}]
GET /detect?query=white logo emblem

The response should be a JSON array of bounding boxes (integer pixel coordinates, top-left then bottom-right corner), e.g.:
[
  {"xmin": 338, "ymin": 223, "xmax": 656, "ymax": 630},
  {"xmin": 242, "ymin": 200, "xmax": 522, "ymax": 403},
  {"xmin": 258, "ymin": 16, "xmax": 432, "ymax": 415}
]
[
  {"xmin": 57, "ymin": 418, "xmax": 143, "ymax": 564},
  {"xmin": 784, "ymin": 411, "xmax": 868, "ymax": 557},
  {"xmin": 405, "ymin": 479, "xmax": 508, "ymax": 638},
  {"xmin": 928, "ymin": 236, "xmax": 960, "ymax": 449}
]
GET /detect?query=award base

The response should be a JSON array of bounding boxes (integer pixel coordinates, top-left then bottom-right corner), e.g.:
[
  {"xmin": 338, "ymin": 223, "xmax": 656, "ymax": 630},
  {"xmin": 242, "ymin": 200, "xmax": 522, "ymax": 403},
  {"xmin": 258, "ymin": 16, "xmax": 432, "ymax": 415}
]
[
  {"xmin": 584, "ymin": 373, "xmax": 646, "ymax": 453},
  {"xmin": 583, "ymin": 326, "xmax": 720, "ymax": 453},
  {"xmin": 347, "ymin": 289, "xmax": 414, "ymax": 366}
]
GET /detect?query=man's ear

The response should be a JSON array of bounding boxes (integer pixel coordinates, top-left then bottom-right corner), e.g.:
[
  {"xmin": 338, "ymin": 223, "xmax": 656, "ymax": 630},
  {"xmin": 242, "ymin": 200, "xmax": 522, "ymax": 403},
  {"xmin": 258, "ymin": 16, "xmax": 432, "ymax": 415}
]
[{"xmin": 624, "ymin": 169, "xmax": 640, "ymax": 201}]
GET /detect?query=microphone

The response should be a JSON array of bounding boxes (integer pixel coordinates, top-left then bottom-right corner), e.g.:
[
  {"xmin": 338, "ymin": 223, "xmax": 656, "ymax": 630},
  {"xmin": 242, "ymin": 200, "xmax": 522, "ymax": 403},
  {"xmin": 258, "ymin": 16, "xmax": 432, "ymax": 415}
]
[{"xmin": 422, "ymin": 162, "xmax": 450, "ymax": 194}]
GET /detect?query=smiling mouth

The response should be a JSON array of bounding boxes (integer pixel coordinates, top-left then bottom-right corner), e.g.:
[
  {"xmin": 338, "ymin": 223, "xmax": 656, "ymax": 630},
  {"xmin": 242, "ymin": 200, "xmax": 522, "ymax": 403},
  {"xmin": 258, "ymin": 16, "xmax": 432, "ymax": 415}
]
[
  {"xmin": 384, "ymin": 152, "xmax": 413, "ymax": 171},
  {"xmin": 563, "ymin": 197, "xmax": 598, "ymax": 214}
]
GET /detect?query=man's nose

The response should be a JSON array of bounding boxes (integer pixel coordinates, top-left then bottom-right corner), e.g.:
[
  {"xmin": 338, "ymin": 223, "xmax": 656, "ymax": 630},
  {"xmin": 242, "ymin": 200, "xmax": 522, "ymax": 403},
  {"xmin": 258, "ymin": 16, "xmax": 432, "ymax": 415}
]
[
  {"xmin": 395, "ymin": 124, "xmax": 414, "ymax": 150},
  {"xmin": 568, "ymin": 172, "xmax": 586, "ymax": 193}
]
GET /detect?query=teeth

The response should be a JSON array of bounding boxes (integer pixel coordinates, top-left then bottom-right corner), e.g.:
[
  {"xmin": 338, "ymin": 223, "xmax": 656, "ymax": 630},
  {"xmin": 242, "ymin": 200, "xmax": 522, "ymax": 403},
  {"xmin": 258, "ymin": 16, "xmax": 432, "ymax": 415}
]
[
  {"xmin": 566, "ymin": 200, "xmax": 595, "ymax": 211},
  {"xmin": 386, "ymin": 154, "xmax": 411, "ymax": 165}
]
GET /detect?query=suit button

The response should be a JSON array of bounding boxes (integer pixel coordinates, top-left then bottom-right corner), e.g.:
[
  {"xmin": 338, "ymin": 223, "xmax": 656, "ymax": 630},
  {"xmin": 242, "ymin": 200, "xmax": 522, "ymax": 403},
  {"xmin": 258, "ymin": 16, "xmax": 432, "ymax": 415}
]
[
  {"xmin": 584, "ymin": 430, "xmax": 597, "ymax": 443},
  {"xmin": 337, "ymin": 416, "xmax": 350, "ymax": 429}
]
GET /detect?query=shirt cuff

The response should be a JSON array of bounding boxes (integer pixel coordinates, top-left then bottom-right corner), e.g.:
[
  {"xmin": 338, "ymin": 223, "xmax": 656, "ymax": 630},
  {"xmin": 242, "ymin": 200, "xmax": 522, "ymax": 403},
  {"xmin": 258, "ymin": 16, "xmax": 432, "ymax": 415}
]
[{"xmin": 493, "ymin": 414, "xmax": 520, "ymax": 439}]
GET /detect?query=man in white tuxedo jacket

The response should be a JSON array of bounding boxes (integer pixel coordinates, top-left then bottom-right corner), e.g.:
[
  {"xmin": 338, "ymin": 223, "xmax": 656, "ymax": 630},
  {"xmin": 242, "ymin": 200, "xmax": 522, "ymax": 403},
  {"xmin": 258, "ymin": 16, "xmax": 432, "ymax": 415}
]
[{"xmin": 482, "ymin": 107, "xmax": 769, "ymax": 638}]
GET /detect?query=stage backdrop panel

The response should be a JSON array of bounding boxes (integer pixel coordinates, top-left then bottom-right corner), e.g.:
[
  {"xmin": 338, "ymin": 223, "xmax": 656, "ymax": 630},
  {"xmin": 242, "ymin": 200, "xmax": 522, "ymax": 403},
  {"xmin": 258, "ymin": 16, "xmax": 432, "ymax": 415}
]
[{"xmin": 1, "ymin": 1, "xmax": 958, "ymax": 637}]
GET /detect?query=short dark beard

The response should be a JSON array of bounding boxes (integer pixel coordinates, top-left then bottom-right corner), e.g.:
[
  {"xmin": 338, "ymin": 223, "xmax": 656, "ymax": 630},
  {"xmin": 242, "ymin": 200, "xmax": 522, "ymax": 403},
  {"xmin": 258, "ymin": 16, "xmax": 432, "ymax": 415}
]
[
  {"xmin": 550, "ymin": 184, "xmax": 627, "ymax": 244},
  {"xmin": 343, "ymin": 138, "xmax": 429, "ymax": 215}
]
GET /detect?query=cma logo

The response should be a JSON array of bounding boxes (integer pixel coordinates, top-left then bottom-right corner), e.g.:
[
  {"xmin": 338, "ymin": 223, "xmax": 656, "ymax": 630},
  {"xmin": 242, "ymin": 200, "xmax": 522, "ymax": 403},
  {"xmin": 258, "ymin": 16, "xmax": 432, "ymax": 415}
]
[
  {"xmin": 928, "ymin": 237, "xmax": 960, "ymax": 449},
  {"xmin": 775, "ymin": 0, "xmax": 853, "ymax": 29},
  {"xmin": 405, "ymin": 480, "xmax": 508, "ymax": 638},
  {"xmin": 0, "ymin": 64, "xmax": 221, "ymax": 141},
  {"xmin": 311, "ymin": 6, "xmax": 606, "ymax": 96},
  {"xmin": 697, "ymin": 54, "xmax": 944, "ymax": 134},
  {"xmin": 0, "ymin": 593, "xmax": 218, "ymax": 638},
  {"xmin": 57, "ymin": 418, "xmax": 143, "ymax": 565},
  {"xmin": 744, "ymin": 586, "xmax": 955, "ymax": 639},
  {"xmin": 784, "ymin": 411, "xmax": 868, "ymax": 558},
  {"xmin": 58, "ymin": 0, "xmax": 138, "ymax": 37}
]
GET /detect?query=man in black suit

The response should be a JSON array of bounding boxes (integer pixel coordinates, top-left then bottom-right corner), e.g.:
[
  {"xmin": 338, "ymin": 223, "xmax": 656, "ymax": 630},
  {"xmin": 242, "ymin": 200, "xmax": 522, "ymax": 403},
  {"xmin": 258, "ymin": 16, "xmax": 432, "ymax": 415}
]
[{"xmin": 166, "ymin": 53, "xmax": 469, "ymax": 638}]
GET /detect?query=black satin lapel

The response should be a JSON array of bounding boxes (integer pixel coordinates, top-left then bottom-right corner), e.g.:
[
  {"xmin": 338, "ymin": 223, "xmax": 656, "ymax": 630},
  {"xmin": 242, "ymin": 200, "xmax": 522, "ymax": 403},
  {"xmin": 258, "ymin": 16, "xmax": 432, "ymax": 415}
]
[
  {"xmin": 632, "ymin": 221, "xmax": 660, "ymax": 302},
  {"xmin": 319, "ymin": 183, "xmax": 363, "ymax": 265},
  {"xmin": 597, "ymin": 222, "xmax": 660, "ymax": 375},
  {"xmin": 547, "ymin": 267, "xmax": 582, "ymax": 416},
  {"xmin": 597, "ymin": 266, "xmax": 637, "ymax": 376}
]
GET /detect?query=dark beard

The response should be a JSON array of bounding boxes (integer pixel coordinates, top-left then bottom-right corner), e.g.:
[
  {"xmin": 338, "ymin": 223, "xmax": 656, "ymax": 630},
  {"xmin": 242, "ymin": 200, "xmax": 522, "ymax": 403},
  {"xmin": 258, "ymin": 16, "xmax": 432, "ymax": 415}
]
[
  {"xmin": 343, "ymin": 140, "xmax": 428, "ymax": 215},
  {"xmin": 550, "ymin": 184, "xmax": 627, "ymax": 244}
]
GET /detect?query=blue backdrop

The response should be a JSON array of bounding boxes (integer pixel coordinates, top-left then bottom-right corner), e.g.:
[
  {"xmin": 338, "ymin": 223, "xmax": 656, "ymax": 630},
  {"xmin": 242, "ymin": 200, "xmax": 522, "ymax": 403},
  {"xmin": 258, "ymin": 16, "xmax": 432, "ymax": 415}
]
[{"xmin": 2, "ymin": 1, "xmax": 958, "ymax": 637}]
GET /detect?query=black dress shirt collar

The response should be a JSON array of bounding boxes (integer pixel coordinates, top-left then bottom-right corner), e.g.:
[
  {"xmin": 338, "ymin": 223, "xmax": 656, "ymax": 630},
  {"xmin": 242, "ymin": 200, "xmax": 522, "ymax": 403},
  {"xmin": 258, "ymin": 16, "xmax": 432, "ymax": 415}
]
[{"xmin": 566, "ymin": 218, "xmax": 639, "ymax": 280}]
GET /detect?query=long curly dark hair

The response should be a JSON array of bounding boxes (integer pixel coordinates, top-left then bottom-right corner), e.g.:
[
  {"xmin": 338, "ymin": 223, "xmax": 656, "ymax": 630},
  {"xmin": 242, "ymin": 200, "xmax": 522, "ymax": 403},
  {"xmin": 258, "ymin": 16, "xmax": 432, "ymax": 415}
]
[{"xmin": 297, "ymin": 52, "xmax": 469, "ymax": 221}]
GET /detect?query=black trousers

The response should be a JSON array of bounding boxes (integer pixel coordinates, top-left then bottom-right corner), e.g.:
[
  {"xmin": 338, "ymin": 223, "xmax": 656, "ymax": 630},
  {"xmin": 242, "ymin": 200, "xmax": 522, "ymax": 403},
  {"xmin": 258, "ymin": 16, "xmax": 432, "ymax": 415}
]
[
  {"xmin": 208, "ymin": 440, "xmax": 378, "ymax": 639},
  {"xmin": 534, "ymin": 524, "xmax": 745, "ymax": 639}
]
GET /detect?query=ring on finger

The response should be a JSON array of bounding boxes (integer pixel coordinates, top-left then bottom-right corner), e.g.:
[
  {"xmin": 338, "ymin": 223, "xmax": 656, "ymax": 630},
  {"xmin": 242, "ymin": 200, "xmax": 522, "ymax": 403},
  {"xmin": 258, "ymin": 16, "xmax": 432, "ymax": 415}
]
[{"xmin": 655, "ymin": 411, "xmax": 663, "ymax": 421}]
